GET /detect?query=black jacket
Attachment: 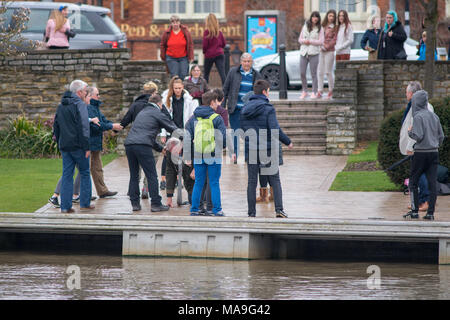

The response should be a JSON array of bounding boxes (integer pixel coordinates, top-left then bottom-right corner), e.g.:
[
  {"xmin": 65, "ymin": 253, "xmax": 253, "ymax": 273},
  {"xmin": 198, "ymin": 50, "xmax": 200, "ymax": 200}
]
[
  {"xmin": 53, "ymin": 91, "xmax": 90, "ymax": 152},
  {"xmin": 377, "ymin": 21, "xmax": 407, "ymax": 60},
  {"xmin": 120, "ymin": 94, "xmax": 151, "ymax": 128},
  {"xmin": 124, "ymin": 103, "xmax": 179, "ymax": 152},
  {"xmin": 240, "ymin": 94, "xmax": 291, "ymax": 165}
]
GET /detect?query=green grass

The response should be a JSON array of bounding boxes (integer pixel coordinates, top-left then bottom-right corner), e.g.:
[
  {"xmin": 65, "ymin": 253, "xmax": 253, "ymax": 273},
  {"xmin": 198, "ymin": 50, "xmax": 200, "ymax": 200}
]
[
  {"xmin": 329, "ymin": 171, "xmax": 399, "ymax": 192},
  {"xmin": 0, "ymin": 153, "xmax": 118, "ymax": 213},
  {"xmin": 330, "ymin": 142, "xmax": 401, "ymax": 192}
]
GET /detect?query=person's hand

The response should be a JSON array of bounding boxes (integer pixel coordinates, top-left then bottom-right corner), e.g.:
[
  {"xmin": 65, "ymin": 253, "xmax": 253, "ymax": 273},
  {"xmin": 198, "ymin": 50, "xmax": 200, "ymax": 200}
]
[
  {"xmin": 388, "ymin": 31, "xmax": 393, "ymax": 37},
  {"xmin": 304, "ymin": 40, "xmax": 310, "ymax": 45},
  {"xmin": 407, "ymin": 150, "xmax": 414, "ymax": 155},
  {"xmin": 161, "ymin": 136, "xmax": 167, "ymax": 144},
  {"xmin": 162, "ymin": 147, "xmax": 167, "ymax": 156},
  {"xmin": 185, "ymin": 160, "xmax": 192, "ymax": 167},
  {"xmin": 166, "ymin": 197, "xmax": 174, "ymax": 208},
  {"xmin": 288, "ymin": 143, "xmax": 294, "ymax": 150},
  {"xmin": 85, "ymin": 150, "xmax": 90, "ymax": 158},
  {"xmin": 231, "ymin": 153, "xmax": 237, "ymax": 163},
  {"xmin": 408, "ymin": 125, "xmax": 412, "ymax": 131},
  {"xmin": 112, "ymin": 123, "xmax": 122, "ymax": 131},
  {"xmin": 91, "ymin": 117, "xmax": 100, "ymax": 126},
  {"xmin": 190, "ymin": 168, "xmax": 195, "ymax": 180}
]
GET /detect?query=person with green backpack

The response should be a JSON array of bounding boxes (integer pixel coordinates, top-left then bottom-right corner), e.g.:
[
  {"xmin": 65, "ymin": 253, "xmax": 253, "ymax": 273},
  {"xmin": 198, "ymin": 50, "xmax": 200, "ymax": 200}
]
[{"xmin": 185, "ymin": 90, "xmax": 227, "ymax": 216}]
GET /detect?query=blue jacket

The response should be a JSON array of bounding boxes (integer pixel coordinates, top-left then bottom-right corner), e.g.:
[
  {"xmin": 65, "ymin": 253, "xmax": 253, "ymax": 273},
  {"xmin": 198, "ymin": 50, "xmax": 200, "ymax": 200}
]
[
  {"xmin": 240, "ymin": 94, "xmax": 291, "ymax": 165},
  {"xmin": 360, "ymin": 28, "xmax": 381, "ymax": 51},
  {"xmin": 185, "ymin": 105, "xmax": 227, "ymax": 163},
  {"xmin": 418, "ymin": 43, "xmax": 438, "ymax": 61},
  {"xmin": 87, "ymin": 99, "xmax": 113, "ymax": 151}
]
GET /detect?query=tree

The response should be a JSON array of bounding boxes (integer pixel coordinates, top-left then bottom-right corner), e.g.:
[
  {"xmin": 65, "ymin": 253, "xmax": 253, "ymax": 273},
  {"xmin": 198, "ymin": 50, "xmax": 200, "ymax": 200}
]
[
  {"xmin": 417, "ymin": 0, "xmax": 438, "ymax": 98},
  {"xmin": 0, "ymin": 1, "xmax": 36, "ymax": 57}
]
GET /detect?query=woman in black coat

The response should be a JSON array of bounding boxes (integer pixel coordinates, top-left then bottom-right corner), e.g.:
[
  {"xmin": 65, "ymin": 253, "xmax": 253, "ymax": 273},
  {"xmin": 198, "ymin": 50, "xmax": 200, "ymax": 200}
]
[{"xmin": 377, "ymin": 11, "xmax": 407, "ymax": 60}]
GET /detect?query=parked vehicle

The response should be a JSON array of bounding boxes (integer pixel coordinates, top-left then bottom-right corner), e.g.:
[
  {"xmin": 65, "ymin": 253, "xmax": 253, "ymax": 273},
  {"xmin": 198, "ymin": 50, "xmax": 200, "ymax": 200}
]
[
  {"xmin": 1, "ymin": 1, "xmax": 126, "ymax": 50},
  {"xmin": 252, "ymin": 31, "xmax": 419, "ymax": 89}
]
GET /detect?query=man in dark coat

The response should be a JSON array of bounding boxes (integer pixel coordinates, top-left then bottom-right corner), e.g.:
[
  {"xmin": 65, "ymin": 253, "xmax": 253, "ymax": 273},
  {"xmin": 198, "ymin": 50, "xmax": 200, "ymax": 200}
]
[
  {"xmin": 377, "ymin": 11, "xmax": 407, "ymax": 60},
  {"xmin": 240, "ymin": 80, "xmax": 293, "ymax": 218},
  {"xmin": 124, "ymin": 94, "xmax": 179, "ymax": 212},
  {"xmin": 87, "ymin": 86, "xmax": 123, "ymax": 199}
]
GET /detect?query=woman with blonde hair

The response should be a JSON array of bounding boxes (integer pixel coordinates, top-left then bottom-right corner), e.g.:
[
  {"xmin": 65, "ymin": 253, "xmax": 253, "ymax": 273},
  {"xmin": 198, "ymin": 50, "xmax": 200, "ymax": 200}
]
[
  {"xmin": 202, "ymin": 13, "xmax": 227, "ymax": 85},
  {"xmin": 360, "ymin": 15, "xmax": 381, "ymax": 61},
  {"xmin": 45, "ymin": 6, "xmax": 71, "ymax": 49}
]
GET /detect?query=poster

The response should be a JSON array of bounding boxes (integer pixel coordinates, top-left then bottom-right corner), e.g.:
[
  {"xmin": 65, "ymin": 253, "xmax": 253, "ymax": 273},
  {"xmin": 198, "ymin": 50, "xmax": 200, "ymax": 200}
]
[{"xmin": 246, "ymin": 16, "xmax": 277, "ymax": 59}]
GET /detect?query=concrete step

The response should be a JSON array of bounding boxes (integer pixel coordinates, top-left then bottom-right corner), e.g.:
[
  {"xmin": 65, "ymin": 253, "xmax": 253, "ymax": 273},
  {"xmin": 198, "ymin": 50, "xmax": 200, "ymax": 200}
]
[
  {"xmin": 281, "ymin": 145, "xmax": 327, "ymax": 155},
  {"xmin": 276, "ymin": 115, "xmax": 327, "ymax": 123},
  {"xmin": 279, "ymin": 121, "xmax": 327, "ymax": 128}
]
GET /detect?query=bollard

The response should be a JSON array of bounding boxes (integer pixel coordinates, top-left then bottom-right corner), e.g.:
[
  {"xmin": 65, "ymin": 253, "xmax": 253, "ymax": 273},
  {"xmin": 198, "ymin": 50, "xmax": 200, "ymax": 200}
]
[
  {"xmin": 224, "ymin": 44, "xmax": 230, "ymax": 76},
  {"xmin": 279, "ymin": 44, "xmax": 287, "ymax": 100}
]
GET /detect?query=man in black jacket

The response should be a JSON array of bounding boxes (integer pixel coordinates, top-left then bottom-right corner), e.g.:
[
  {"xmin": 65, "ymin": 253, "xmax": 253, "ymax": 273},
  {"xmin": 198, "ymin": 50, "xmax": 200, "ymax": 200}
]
[
  {"xmin": 124, "ymin": 94, "xmax": 179, "ymax": 212},
  {"xmin": 53, "ymin": 80, "xmax": 93, "ymax": 213}
]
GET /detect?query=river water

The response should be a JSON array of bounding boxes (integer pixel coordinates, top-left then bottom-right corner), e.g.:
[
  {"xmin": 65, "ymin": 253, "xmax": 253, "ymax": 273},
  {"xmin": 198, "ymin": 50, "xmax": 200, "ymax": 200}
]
[{"xmin": 1, "ymin": 251, "xmax": 449, "ymax": 300}]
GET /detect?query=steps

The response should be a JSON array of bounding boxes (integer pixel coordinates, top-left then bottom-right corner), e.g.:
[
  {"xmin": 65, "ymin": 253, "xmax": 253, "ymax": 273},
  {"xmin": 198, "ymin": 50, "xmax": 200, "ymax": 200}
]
[{"xmin": 273, "ymin": 100, "xmax": 328, "ymax": 155}]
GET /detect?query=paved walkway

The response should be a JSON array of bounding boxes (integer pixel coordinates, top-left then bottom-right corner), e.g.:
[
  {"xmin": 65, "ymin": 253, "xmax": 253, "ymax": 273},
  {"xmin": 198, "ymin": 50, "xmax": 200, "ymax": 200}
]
[{"xmin": 38, "ymin": 154, "xmax": 450, "ymax": 222}]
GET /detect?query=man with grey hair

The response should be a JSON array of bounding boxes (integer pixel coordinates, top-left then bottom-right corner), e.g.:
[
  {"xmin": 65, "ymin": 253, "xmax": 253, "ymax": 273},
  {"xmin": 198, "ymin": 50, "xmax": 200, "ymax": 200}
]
[
  {"xmin": 400, "ymin": 81, "xmax": 434, "ymax": 213},
  {"xmin": 222, "ymin": 52, "xmax": 262, "ymax": 161},
  {"xmin": 53, "ymin": 79, "xmax": 94, "ymax": 213}
]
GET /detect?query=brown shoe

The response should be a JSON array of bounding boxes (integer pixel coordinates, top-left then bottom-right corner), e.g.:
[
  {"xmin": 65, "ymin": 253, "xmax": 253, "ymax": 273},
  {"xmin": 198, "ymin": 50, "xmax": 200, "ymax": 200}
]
[
  {"xmin": 419, "ymin": 202, "xmax": 429, "ymax": 212},
  {"xmin": 61, "ymin": 208, "xmax": 75, "ymax": 213},
  {"xmin": 256, "ymin": 188, "xmax": 268, "ymax": 203},
  {"xmin": 268, "ymin": 187, "xmax": 274, "ymax": 202},
  {"xmin": 80, "ymin": 204, "xmax": 95, "ymax": 211}
]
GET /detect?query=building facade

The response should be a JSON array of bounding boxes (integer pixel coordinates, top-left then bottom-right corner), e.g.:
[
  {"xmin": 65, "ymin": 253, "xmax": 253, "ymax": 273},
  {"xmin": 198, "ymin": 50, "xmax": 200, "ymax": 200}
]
[{"xmin": 20, "ymin": 0, "xmax": 450, "ymax": 61}]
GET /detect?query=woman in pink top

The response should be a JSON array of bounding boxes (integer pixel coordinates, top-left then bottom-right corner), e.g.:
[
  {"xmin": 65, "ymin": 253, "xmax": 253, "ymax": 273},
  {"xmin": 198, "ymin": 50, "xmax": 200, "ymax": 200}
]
[{"xmin": 45, "ymin": 6, "xmax": 71, "ymax": 49}]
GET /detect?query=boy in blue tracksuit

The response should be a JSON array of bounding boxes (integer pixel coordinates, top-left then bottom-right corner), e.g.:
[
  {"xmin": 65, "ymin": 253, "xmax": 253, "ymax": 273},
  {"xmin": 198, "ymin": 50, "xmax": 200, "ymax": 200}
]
[{"xmin": 185, "ymin": 90, "xmax": 227, "ymax": 216}]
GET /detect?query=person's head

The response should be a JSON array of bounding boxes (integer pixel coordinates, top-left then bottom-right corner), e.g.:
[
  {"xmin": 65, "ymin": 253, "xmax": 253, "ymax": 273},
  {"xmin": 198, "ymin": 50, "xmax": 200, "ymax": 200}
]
[
  {"xmin": 52, "ymin": 8, "xmax": 68, "ymax": 31},
  {"xmin": 166, "ymin": 76, "xmax": 184, "ymax": 107},
  {"xmin": 165, "ymin": 137, "xmax": 182, "ymax": 155},
  {"xmin": 253, "ymin": 80, "xmax": 271, "ymax": 97},
  {"xmin": 202, "ymin": 90, "xmax": 219, "ymax": 110},
  {"xmin": 213, "ymin": 88, "xmax": 224, "ymax": 104},
  {"xmin": 240, "ymin": 53, "xmax": 253, "ymax": 72},
  {"xmin": 205, "ymin": 13, "xmax": 219, "ymax": 38},
  {"xmin": 384, "ymin": 10, "xmax": 398, "ymax": 31},
  {"xmin": 370, "ymin": 15, "xmax": 380, "ymax": 29},
  {"xmin": 307, "ymin": 11, "xmax": 321, "ymax": 32},
  {"xmin": 69, "ymin": 80, "xmax": 89, "ymax": 100},
  {"xmin": 170, "ymin": 15, "xmax": 181, "ymax": 31},
  {"xmin": 149, "ymin": 93, "xmax": 163, "ymax": 108},
  {"xmin": 143, "ymin": 81, "xmax": 158, "ymax": 95},
  {"xmin": 322, "ymin": 9, "xmax": 336, "ymax": 28},
  {"xmin": 338, "ymin": 10, "xmax": 351, "ymax": 33},
  {"xmin": 59, "ymin": 5, "xmax": 68, "ymax": 18},
  {"xmin": 87, "ymin": 86, "xmax": 100, "ymax": 101},
  {"xmin": 422, "ymin": 31, "xmax": 427, "ymax": 41},
  {"xmin": 406, "ymin": 81, "xmax": 422, "ymax": 101},
  {"xmin": 189, "ymin": 64, "xmax": 202, "ymax": 79}
]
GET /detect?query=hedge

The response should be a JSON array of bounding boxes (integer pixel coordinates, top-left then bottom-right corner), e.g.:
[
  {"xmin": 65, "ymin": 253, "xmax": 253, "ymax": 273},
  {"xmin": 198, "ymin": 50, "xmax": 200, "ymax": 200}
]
[{"xmin": 378, "ymin": 96, "xmax": 450, "ymax": 186}]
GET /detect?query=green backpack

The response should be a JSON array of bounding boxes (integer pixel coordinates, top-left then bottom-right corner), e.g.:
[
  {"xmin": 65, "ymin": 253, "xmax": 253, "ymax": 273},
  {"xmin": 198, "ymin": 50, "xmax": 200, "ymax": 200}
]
[{"xmin": 194, "ymin": 113, "xmax": 219, "ymax": 154}]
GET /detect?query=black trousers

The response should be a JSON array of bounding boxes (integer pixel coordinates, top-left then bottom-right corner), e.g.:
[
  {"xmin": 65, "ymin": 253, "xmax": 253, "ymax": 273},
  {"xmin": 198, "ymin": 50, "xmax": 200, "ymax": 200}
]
[
  {"xmin": 204, "ymin": 54, "xmax": 226, "ymax": 85},
  {"xmin": 247, "ymin": 164, "xmax": 283, "ymax": 216},
  {"xmin": 410, "ymin": 152, "xmax": 439, "ymax": 214},
  {"xmin": 126, "ymin": 144, "xmax": 162, "ymax": 207}
]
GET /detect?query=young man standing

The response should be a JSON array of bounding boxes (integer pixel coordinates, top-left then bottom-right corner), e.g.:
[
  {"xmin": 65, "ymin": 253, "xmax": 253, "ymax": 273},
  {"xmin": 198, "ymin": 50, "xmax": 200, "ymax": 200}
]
[
  {"xmin": 185, "ymin": 90, "xmax": 227, "ymax": 216},
  {"xmin": 240, "ymin": 80, "xmax": 293, "ymax": 218}
]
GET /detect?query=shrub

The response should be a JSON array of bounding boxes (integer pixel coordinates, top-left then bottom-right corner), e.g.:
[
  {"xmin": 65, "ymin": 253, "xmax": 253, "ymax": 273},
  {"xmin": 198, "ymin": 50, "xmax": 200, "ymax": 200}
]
[
  {"xmin": 378, "ymin": 96, "xmax": 450, "ymax": 186},
  {"xmin": 0, "ymin": 115, "xmax": 59, "ymax": 158}
]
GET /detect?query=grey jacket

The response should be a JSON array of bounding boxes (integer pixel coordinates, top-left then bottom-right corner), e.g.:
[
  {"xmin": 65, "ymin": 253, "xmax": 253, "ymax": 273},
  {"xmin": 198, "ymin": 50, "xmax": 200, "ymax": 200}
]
[
  {"xmin": 222, "ymin": 66, "xmax": 262, "ymax": 115},
  {"xmin": 124, "ymin": 103, "xmax": 179, "ymax": 152},
  {"xmin": 408, "ymin": 90, "xmax": 444, "ymax": 152}
]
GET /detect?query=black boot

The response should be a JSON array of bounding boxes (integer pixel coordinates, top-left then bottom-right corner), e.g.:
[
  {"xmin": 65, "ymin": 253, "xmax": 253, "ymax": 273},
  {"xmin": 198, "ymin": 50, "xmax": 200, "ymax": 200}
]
[
  {"xmin": 423, "ymin": 213, "xmax": 434, "ymax": 220},
  {"xmin": 403, "ymin": 211, "xmax": 419, "ymax": 219}
]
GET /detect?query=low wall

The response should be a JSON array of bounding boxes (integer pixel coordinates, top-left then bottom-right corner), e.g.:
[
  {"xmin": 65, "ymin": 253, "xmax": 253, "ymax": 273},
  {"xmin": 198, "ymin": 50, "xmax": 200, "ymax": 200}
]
[{"xmin": 334, "ymin": 60, "xmax": 450, "ymax": 141}]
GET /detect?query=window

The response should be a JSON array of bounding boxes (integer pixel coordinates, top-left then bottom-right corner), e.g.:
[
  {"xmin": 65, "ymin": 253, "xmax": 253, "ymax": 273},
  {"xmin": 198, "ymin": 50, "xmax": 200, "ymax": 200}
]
[
  {"xmin": 154, "ymin": 0, "xmax": 224, "ymax": 20},
  {"xmin": 69, "ymin": 12, "xmax": 96, "ymax": 33},
  {"xmin": 319, "ymin": 0, "xmax": 356, "ymax": 13}
]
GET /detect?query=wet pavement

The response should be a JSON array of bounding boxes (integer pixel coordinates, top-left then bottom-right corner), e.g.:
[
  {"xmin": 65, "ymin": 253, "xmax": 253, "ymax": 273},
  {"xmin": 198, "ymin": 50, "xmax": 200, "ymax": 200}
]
[{"xmin": 37, "ymin": 154, "xmax": 450, "ymax": 222}]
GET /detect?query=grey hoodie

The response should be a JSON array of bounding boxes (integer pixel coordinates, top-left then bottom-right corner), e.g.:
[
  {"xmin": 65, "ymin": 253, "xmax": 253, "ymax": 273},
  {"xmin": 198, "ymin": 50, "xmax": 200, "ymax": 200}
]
[{"xmin": 408, "ymin": 90, "xmax": 444, "ymax": 152}]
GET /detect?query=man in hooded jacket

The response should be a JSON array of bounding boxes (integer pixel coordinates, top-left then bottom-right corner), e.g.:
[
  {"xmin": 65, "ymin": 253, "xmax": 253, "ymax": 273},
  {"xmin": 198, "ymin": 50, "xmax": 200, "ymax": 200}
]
[
  {"xmin": 240, "ymin": 80, "xmax": 293, "ymax": 218},
  {"xmin": 403, "ymin": 90, "xmax": 444, "ymax": 220}
]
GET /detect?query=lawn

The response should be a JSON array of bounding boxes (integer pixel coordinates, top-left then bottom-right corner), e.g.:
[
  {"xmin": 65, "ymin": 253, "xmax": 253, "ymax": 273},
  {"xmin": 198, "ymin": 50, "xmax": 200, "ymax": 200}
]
[
  {"xmin": 329, "ymin": 142, "xmax": 400, "ymax": 192},
  {"xmin": 0, "ymin": 153, "xmax": 118, "ymax": 213}
]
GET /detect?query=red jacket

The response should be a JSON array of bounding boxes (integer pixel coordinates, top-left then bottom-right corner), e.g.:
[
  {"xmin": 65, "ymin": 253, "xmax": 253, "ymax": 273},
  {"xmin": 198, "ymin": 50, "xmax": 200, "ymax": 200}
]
[{"xmin": 160, "ymin": 25, "xmax": 194, "ymax": 62}]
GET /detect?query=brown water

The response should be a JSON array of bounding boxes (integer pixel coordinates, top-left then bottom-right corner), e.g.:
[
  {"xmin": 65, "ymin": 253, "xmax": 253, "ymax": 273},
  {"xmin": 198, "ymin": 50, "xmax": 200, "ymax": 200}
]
[{"xmin": 0, "ymin": 251, "xmax": 449, "ymax": 300}]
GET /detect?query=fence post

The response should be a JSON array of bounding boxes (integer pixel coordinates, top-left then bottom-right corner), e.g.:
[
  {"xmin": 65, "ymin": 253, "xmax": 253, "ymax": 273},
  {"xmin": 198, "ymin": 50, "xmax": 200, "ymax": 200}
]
[
  {"xmin": 279, "ymin": 44, "xmax": 287, "ymax": 100},
  {"xmin": 224, "ymin": 44, "xmax": 230, "ymax": 76}
]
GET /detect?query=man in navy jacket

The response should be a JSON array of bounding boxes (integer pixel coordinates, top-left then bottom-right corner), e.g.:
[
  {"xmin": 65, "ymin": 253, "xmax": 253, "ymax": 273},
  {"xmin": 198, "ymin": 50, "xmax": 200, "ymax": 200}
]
[{"xmin": 240, "ymin": 80, "xmax": 293, "ymax": 218}]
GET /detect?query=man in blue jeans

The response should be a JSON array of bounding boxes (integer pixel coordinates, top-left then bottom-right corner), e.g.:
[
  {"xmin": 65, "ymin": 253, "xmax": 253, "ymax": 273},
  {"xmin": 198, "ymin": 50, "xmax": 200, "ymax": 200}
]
[
  {"xmin": 53, "ymin": 80, "xmax": 93, "ymax": 213},
  {"xmin": 185, "ymin": 90, "xmax": 227, "ymax": 216}
]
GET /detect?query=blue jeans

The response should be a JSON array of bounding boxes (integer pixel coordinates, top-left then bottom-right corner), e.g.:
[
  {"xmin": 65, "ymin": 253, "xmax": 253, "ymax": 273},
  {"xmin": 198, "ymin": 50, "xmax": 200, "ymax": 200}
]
[
  {"xmin": 166, "ymin": 55, "xmax": 189, "ymax": 80},
  {"xmin": 191, "ymin": 162, "xmax": 222, "ymax": 214},
  {"xmin": 229, "ymin": 107, "xmax": 242, "ymax": 157},
  {"xmin": 418, "ymin": 173, "xmax": 430, "ymax": 204},
  {"xmin": 61, "ymin": 149, "xmax": 91, "ymax": 210}
]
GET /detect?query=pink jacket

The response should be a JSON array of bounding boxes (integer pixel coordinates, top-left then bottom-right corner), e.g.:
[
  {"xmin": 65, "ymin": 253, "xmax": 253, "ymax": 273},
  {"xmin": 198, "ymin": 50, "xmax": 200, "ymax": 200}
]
[{"xmin": 45, "ymin": 19, "xmax": 70, "ymax": 48}]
